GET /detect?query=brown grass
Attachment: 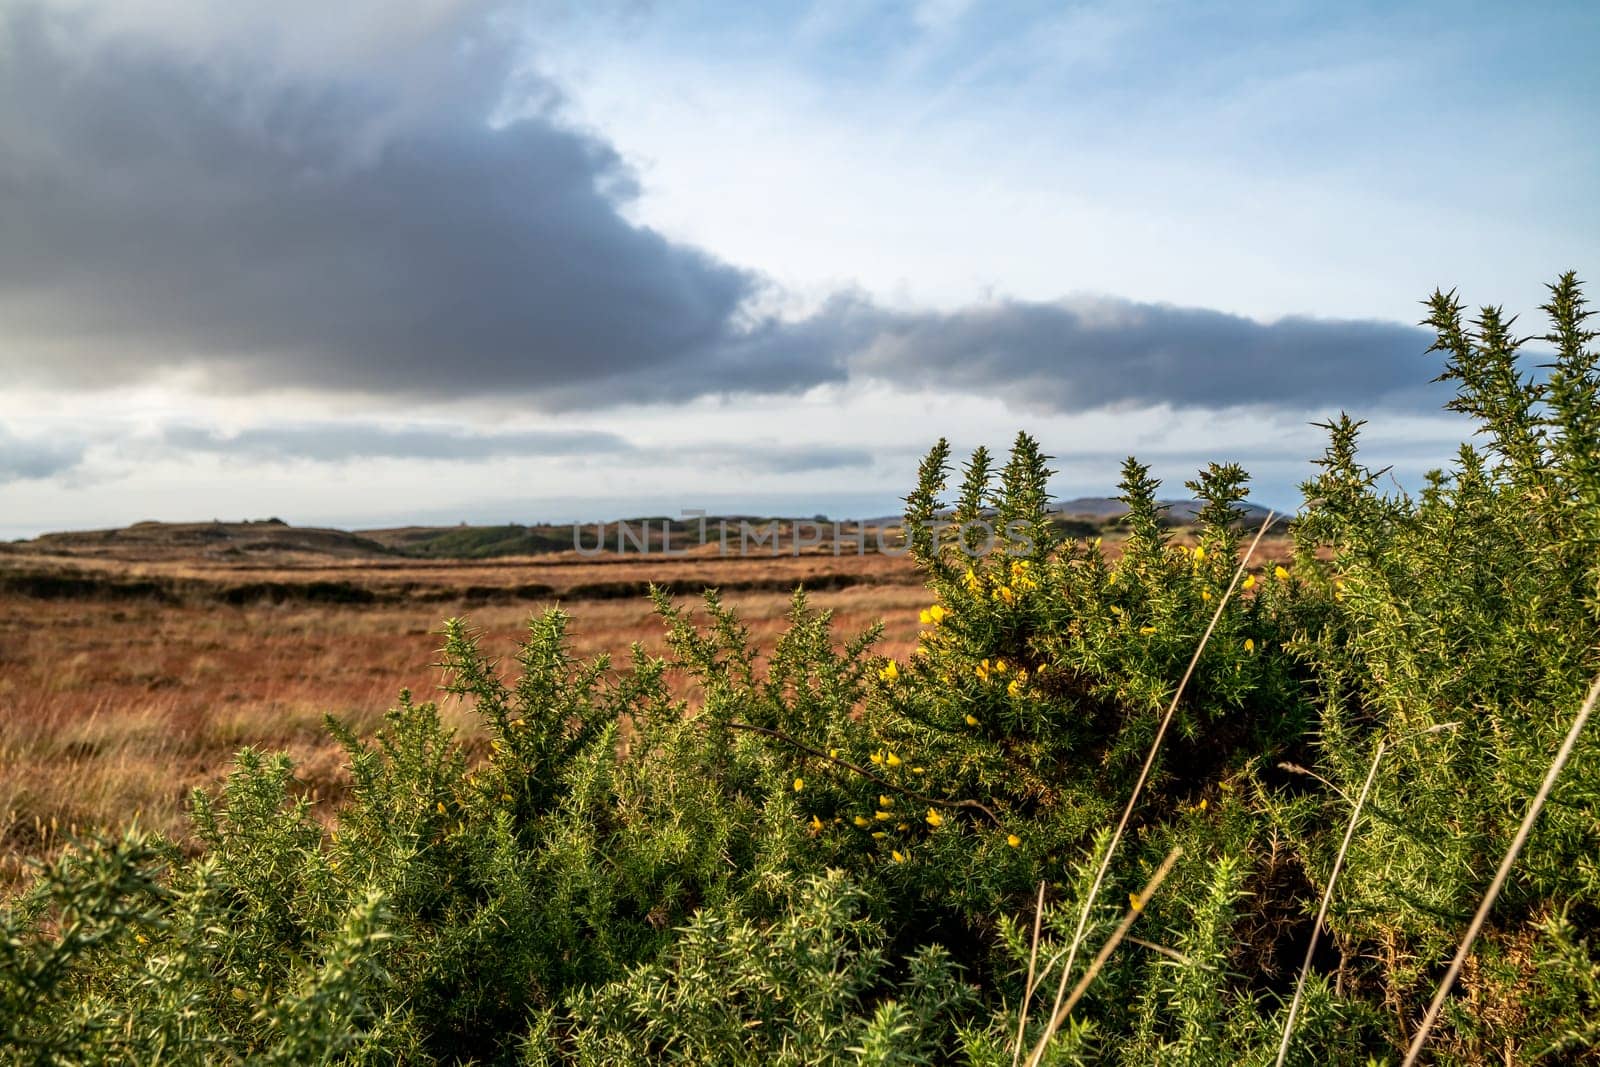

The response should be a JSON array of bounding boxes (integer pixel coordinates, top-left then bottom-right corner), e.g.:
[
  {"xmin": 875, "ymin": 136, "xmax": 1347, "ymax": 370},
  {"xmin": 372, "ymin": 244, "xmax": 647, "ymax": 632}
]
[
  {"xmin": 0, "ymin": 530, "xmax": 1294, "ymax": 892},
  {"xmin": 0, "ymin": 551, "xmax": 929, "ymax": 889}
]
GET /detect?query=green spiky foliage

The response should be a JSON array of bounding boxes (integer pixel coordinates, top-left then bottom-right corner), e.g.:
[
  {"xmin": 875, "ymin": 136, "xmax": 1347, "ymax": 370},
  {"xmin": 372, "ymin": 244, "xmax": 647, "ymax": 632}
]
[
  {"xmin": 2, "ymin": 276, "xmax": 1597, "ymax": 1066},
  {"xmin": 1284, "ymin": 274, "xmax": 1600, "ymax": 1064}
]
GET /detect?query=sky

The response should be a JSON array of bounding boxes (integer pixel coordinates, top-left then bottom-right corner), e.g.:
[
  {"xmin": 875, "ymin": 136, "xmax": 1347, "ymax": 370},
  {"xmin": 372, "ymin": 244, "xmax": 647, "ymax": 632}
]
[{"xmin": 0, "ymin": 0, "xmax": 1595, "ymax": 538}]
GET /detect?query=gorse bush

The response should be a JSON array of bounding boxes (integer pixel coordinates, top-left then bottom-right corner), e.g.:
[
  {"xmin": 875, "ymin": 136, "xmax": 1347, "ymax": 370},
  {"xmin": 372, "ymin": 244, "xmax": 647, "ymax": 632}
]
[{"xmin": 3, "ymin": 274, "xmax": 1597, "ymax": 1065}]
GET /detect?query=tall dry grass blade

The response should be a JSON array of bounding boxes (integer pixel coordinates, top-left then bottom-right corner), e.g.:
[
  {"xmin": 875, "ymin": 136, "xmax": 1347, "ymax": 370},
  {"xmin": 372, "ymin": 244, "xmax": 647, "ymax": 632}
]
[
  {"xmin": 1011, "ymin": 880, "xmax": 1048, "ymax": 1067},
  {"xmin": 1400, "ymin": 668, "xmax": 1600, "ymax": 1067},
  {"xmin": 1273, "ymin": 738, "xmax": 1386, "ymax": 1067},
  {"xmin": 1041, "ymin": 512, "xmax": 1275, "ymax": 1031},
  {"xmin": 1023, "ymin": 846, "xmax": 1183, "ymax": 1067}
]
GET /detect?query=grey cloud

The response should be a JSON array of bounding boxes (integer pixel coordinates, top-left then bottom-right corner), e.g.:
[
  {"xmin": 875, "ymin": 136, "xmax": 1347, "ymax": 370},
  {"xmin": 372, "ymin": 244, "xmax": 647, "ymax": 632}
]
[
  {"xmin": 840, "ymin": 297, "xmax": 1440, "ymax": 413},
  {"xmin": 0, "ymin": 6, "xmax": 1442, "ymax": 417},
  {"xmin": 688, "ymin": 443, "xmax": 874, "ymax": 474},
  {"xmin": 0, "ymin": 427, "xmax": 86, "ymax": 482},
  {"xmin": 0, "ymin": 6, "xmax": 840, "ymax": 407},
  {"xmin": 157, "ymin": 422, "xmax": 871, "ymax": 474},
  {"xmin": 163, "ymin": 424, "xmax": 630, "ymax": 462}
]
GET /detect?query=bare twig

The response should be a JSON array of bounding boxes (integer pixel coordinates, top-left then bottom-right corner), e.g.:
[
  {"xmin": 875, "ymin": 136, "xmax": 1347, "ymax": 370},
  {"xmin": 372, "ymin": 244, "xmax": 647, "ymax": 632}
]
[
  {"xmin": 1125, "ymin": 935, "xmax": 1196, "ymax": 967},
  {"xmin": 724, "ymin": 719, "xmax": 1003, "ymax": 826},
  {"xmin": 1024, "ymin": 847, "xmax": 1183, "ymax": 1067},
  {"xmin": 1277, "ymin": 761, "xmax": 1352, "ymax": 806},
  {"xmin": 1043, "ymin": 512, "xmax": 1275, "ymax": 1030},
  {"xmin": 1400, "ymin": 669, "xmax": 1600, "ymax": 1067}
]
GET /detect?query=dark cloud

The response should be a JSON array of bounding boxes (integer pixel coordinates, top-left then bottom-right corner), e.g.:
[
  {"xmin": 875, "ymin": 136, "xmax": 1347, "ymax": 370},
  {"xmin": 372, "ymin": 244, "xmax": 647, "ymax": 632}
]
[
  {"xmin": 0, "ymin": 426, "xmax": 85, "ymax": 482},
  {"xmin": 841, "ymin": 298, "xmax": 1440, "ymax": 413},
  {"xmin": 0, "ymin": 6, "xmax": 1439, "ymax": 417},
  {"xmin": 0, "ymin": 6, "xmax": 841, "ymax": 407}
]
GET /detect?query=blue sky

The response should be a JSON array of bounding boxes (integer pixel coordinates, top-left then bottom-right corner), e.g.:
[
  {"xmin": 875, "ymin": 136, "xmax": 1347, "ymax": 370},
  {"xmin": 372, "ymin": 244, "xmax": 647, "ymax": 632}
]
[{"xmin": 0, "ymin": 0, "xmax": 1594, "ymax": 536}]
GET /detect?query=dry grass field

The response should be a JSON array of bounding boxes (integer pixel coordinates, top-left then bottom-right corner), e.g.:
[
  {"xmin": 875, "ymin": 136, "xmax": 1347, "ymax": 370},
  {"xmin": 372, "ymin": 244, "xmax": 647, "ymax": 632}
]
[
  {"xmin": 0, "ymin": 539, "xmax": 934, "ymax": 888},
  {"xmin": 0, "ymin": 520, "xmax": 1289, "ymax": 890}
]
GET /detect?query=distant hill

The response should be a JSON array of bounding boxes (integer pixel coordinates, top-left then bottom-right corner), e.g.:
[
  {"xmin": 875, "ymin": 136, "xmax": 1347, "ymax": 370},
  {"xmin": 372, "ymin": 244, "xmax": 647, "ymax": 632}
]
[
  {"xmin": 7, "ymin": 501, "xmax": 1285, "ymax": 564},
  {"xmin": 22, "ymin": 519, "xmax": 393, "ymax": 561},
  {"xmin": 361, "ymin": 524, "xmax": 573, "ymax": 559}
]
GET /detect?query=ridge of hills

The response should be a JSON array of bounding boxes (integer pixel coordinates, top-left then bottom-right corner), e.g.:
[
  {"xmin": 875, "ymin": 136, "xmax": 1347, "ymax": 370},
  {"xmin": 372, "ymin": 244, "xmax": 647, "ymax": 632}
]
[{"xmin": 2, "ymin": 498, "xmax": 1281, "ymax": 563}]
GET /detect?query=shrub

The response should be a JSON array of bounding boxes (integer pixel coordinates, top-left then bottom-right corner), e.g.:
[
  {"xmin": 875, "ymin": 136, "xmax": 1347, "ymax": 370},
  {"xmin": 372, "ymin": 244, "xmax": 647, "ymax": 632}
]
[{"xmin": 1, "ymin": 274, "xmax": 1595, "ymax": 1065}]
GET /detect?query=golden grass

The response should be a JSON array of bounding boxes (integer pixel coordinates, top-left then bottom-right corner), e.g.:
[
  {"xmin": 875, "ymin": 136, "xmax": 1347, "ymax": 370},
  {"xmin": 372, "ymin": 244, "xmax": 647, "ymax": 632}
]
[
  {"xmin": 0, "ymin": 556, "xmax": 929, "ymax": 890},
  {"xmin": 0, "ymin": 531, "xmax": 1295, "ymax": 891}
]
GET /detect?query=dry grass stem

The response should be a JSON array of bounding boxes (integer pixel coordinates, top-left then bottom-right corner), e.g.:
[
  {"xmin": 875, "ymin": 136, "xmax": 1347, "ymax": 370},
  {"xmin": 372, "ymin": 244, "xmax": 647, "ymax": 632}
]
[
  {"xmin": 1011, "ymin": 879, "xmax": 1049, "ymax": 1067},
  {"xmin": 1044, "ymin": 512, "xmax": 1275, "ymax": 1028},
  {"xmin": 1400, "ymin": 668, "xmax": 1600, "ymax": 1067},
  {"xmin": 1024, "ymin": 846, "xmax": 1184, "ymax": 1067},
  {"xmin": 1274, "ymin": 738, "xmax": 1385, "ymax": 1067}
]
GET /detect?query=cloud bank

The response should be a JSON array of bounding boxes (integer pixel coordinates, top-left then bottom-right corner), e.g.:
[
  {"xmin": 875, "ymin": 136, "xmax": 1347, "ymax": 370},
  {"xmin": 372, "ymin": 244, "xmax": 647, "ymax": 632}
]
[
  {"xmin": 0, "ymin": 2, "xmax": 1437, "ymax": 417},
  {"xmin": 158, "ymin": 422, "xmax": 873, "ymax": 474}
]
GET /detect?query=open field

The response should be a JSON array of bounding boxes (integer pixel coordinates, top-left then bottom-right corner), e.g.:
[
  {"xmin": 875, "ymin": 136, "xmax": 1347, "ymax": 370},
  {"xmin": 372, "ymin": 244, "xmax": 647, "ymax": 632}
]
[
  {"xmin": 0, "ymin": 519, "xmax": 1293, "ymax": 889},
  {"xmin": 0, "ymin": 540, "xmax": 935, "ymax": 888}
]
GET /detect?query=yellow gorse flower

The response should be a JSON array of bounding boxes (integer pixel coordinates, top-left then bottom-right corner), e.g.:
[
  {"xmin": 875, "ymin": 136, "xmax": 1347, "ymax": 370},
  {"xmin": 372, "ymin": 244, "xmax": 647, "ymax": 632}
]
[
  {"xmin": 875, "ymin": 810, "xmax": 893, "ymax": 821},
  {"xmin": 885, "ymin": 752, "xmax": 902, "ymax": 768},
  {"xmin": 1242, "ymin": 573, "xmax": 1256, "ymax": 589},
  {"xmin": 1139, "ymin": 625, "xmax": 1158, "ymax": 635},
  {"xmin": 1129, "ymin": 892, "xmax": 1144, "ymax": 912},
  {"xmin": 964, "ymin": 713, "xmax": 980, "ymax": 726},
  {"xmin": 870, "ymin": 751, "xmax": 884, "ymax": 765},
  {"xmin": 919, "ymin": 609, "xmax": 933, "ymax": 626},
  {"xmin": 879, "ymin": 794, "xmax": 893, "ymax": 808},
  {"xmin": 1275, "ymin": 565, "xmax": 1290, "ymax": 580},
  {"xmin": 1193, "ymin": 545, "xmax": 1206, "ymax": 562},
  {"xmin": 872, "ymin": 831, "xmax": 887, "ymax": 839},
  {"xmin": 1201, "ymin": 589, "xmax": 1212, "ymax": 602},
  {"xmin": 929, "ymin": 604, "xmax": 948, "ymax": 623},
  {"xmin": 1006, "ymin": 833, "xmax": 1022, "ymax": 848},
  {"xmin": 810, "ymin": 814, "xmax": 823, "ymax": 832},
  {"xmin": 963, "ymin": 567, "xmax": 982, "ymax": 593},
  {"xmin": 1244, "ymin": 638, "xmax": 1255, "ymax": 653},
  {"xmin": 891, "ymin": 849, "xmax": 905, "ymax": 863},
  {"xmin": 1007, "ymin": 678, "xmax": 1023, "ymax": 697},
  {"xmin": 854, "ymin": 815, "xmax": 871, "ymax": 828},
  {"xmin": 925, "ymin": 808, "xmax": 943, "ymax": 827},
  {"xmin": 878, "ymin": 659, "xmax": 900, "ymax": 683},
  {"xmin": 793, "ymin": 777, "xmax": 805, "ymax": 792}
]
